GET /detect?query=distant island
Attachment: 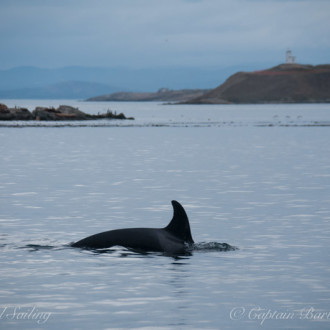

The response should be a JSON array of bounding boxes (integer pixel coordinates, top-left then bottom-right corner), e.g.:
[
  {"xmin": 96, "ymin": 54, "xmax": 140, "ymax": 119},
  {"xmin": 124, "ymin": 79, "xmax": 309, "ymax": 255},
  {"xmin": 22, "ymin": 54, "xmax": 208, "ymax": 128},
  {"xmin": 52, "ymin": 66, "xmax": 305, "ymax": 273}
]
[
  {"xmin": 184, "ymin": 64, "xmax": 330, "ymax": 104},
  {"xmin": 86, "ymin": 63, "xmax": 330, "ymax": 104},
  {"xmin": 3, "ymin": 62, "xmax": 329, "ymax": 105},
  {"xmin": 0, "ymin": 104, "xmax": 134, "ymax": 121},
  {"xmin": 86, "ymin": 88, "xmax": 210, "ymax": 102}
]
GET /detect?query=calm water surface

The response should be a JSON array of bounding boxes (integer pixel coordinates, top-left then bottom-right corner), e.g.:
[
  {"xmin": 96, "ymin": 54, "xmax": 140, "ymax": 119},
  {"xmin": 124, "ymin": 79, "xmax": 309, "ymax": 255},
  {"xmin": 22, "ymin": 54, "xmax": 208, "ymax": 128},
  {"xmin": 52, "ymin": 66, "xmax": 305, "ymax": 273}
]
[{"xmin": 1, "ymin": 102, "xmax": 330, "ymax": 329}]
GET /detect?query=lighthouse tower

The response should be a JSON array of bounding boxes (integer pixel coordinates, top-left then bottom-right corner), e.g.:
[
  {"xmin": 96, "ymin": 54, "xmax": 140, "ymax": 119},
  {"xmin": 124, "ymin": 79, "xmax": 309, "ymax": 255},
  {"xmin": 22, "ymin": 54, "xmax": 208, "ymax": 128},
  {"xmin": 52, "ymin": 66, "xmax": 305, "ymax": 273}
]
[{"xmin": 286, "ymin": 49, "xmax": 296, "ymax": 64}]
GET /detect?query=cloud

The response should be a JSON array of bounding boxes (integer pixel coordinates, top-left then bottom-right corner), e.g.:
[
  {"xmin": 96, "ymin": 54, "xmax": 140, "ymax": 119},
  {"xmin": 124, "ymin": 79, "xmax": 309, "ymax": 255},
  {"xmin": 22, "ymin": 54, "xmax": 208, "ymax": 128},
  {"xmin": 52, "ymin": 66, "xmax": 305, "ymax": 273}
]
[{"xmin": 0, "ymin": 0, "xmax": 329, "ymax": 68}]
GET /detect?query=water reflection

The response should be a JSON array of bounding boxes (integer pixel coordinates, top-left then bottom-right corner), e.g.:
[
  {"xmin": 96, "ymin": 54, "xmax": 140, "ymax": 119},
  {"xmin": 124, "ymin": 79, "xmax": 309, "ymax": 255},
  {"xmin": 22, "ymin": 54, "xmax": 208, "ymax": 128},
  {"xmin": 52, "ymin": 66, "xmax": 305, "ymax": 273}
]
[{"xmin": 18, "ymin": 241, "xmax": 238, "ymax": 259}]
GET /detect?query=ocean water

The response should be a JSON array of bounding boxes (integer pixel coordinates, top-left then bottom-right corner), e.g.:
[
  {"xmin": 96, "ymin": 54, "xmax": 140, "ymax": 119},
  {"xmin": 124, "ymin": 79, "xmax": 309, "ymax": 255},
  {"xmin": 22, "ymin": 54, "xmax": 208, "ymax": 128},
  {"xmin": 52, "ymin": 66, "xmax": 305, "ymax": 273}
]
[{"xmin": 1, "ymin": 101, "xmax": 330, "ymax": 329}]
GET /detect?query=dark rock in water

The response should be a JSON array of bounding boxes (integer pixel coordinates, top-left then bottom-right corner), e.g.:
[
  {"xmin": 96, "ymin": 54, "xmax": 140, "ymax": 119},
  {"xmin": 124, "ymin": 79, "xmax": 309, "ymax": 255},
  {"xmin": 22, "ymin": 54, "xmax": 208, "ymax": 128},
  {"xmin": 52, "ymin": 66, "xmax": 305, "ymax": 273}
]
[
  {"xmin": 0, "ymin": 106, "xmax": 34, "ymax": 120},
  {"xmin": 32, "ymin": 105, "xmax": 90, "ymax": 121},
  {"xmin": 0, "ymin": 104, "xmax": 134, "ymax": 121},
  {"xmin": 0, "ymin": 103, "xmax": 9, "ymax": 111},
  {"xmin": 90, "ymin": 110, "xmax": 133, "ymax": 120}
]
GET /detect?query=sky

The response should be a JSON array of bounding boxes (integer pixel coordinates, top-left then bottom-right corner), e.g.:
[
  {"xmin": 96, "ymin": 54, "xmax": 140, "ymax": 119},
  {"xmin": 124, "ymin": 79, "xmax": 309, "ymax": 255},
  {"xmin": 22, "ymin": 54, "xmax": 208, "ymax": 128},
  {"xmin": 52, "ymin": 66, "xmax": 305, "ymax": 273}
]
[{"xmin": 0, "ymin": 0, "xmax": 329, "ymax": 70}]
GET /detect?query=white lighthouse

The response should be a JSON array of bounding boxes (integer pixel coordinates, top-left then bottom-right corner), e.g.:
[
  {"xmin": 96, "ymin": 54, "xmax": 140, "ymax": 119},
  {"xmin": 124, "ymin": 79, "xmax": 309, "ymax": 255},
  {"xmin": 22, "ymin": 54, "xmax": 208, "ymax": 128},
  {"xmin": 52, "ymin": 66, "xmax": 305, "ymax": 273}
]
[{"xmin": 286, "ymin": 49, "xmax": 296, "ymax": 64}]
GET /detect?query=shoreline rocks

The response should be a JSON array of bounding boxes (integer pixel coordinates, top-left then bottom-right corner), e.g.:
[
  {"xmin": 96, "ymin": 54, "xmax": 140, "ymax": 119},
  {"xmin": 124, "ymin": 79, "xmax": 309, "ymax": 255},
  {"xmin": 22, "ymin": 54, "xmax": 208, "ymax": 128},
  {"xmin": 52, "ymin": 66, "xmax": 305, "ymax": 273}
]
[{"xmin": 0, "ymin": 104, "xmax": 134, "ymax": 121}]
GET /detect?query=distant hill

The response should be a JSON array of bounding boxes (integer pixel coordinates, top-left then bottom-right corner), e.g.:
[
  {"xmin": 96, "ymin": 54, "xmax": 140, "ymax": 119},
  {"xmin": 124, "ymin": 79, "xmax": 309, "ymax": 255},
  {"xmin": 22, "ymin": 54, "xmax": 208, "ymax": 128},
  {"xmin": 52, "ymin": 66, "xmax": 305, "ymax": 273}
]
[
  {"xmin": 185, "ymin": 64, "xmax": 330, "ymax": 104},
  {"xmin": 87, "ymin": 88, "xmax": 210, "ymax": 102},
  {"xmin": 0, "ymin": 64, "xmax": 270, "ymax": 99},
  {"xmin": 0, "ymin": 81, "xmax": 115, "ymax": 100}
]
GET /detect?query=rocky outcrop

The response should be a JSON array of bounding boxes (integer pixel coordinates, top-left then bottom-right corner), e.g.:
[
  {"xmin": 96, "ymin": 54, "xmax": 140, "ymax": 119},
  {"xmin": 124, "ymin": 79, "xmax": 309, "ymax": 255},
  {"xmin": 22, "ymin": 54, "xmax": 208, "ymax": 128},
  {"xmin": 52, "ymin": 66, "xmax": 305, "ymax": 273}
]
[
  {"xmin": 185, "ymin": 64, "xmax": 330, "ymax": 104},
  {"xmin": 0, "ymin": 103, "xmax": 8, "ymax": 111},
  {"xmin": 0, "ymin": 104, "xmax": 133, "ymax": 121},
  {"xmin": 0, "ymin": 104, "xmax": 34, "ymax": 120},
  {"xmin": 32, "ymin": 105, "xmax": 91, "ymax": 121}
]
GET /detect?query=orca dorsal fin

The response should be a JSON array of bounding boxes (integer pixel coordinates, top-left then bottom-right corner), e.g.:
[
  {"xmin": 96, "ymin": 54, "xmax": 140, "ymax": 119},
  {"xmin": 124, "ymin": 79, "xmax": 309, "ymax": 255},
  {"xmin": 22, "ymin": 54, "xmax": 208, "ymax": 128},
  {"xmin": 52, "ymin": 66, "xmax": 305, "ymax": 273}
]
[{"xmin": 165, "ymin": 200, "xmax": 194, "ymax": 244}]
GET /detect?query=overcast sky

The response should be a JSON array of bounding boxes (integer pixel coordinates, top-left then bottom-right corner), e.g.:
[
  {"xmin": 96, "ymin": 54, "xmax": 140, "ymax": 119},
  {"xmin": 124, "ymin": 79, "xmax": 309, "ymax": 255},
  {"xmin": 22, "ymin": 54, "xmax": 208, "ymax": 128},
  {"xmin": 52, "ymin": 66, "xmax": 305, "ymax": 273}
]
[{"xmin": 1, "ymin": 0, "xmax": 329, "ymax": 69}]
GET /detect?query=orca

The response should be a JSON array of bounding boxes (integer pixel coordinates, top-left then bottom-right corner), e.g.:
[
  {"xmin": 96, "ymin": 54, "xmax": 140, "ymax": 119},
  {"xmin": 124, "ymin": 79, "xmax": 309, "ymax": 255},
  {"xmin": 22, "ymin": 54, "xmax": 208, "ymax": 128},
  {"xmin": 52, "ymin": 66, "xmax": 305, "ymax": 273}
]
[{"xmin": 71, "ymin": 200, "xmax": 194, "ymax": 254}]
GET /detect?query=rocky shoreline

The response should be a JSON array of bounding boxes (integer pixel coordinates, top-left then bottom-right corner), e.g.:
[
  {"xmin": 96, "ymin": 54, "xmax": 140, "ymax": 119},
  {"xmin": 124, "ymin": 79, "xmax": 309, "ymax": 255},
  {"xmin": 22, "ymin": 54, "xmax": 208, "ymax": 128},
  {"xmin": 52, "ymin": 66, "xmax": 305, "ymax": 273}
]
[{"xmin": 0, "ymin": 104, "xmax": 134, "ymax": 121}]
